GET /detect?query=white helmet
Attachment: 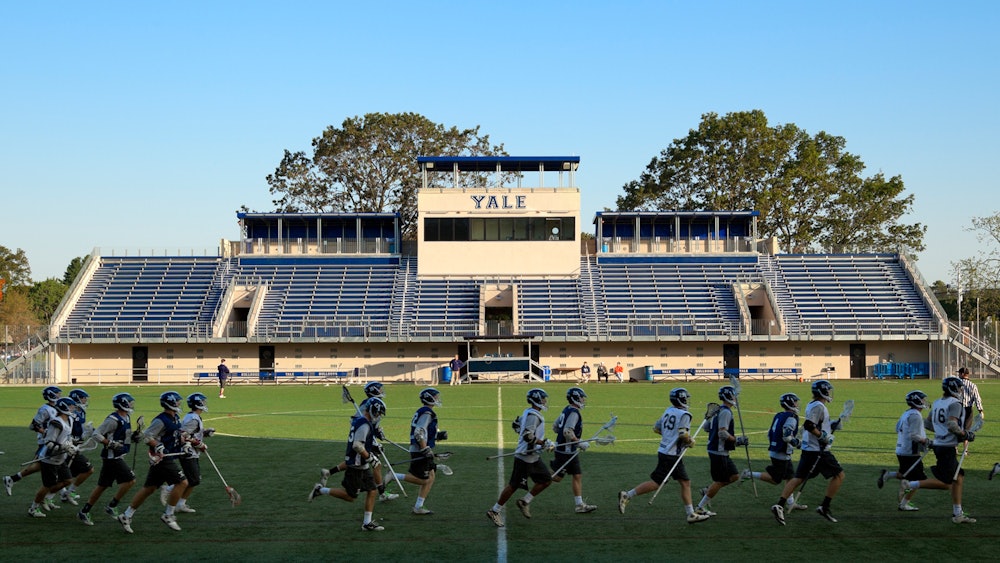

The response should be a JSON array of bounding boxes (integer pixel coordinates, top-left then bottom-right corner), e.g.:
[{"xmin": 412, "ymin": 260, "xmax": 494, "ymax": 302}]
[{"xmin": 527, "ymin": 388, "xmax": 548, "ymax": 411}]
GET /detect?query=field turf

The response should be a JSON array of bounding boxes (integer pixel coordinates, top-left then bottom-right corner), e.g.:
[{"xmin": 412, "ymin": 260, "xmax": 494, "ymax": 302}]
[{"xmin": 1, "ymin": 379, "xmax": 999, "ymax": 562}]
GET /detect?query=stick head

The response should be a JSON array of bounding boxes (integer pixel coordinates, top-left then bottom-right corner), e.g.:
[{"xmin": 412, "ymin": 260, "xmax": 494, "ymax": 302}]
[
  {"xmin": 727, "ymin": 373, "xmax": 742, "ymax": 396},
  {"xmin": 341, "ymin": 385, "xmax": 355, "ymax": 405},
  {"xmin": 704, "ymin": 402, "xmax": 722, "ymax": 420},
  {"xmin": 436, "ymin": 464, "xmax": 454, "ymax": 476},
  {"xmin": 227, "ymin": 486, "xmax": 242, "ymax": 506},
  {"xmin": 969, "ymin": 413, "xmax": 985, "ymax": 433},
  {"xmin": 593, "ymin": 435, "xmax": 616, "ymax": 446},
  {"xmin": 839, "ymin": 400, "xmax": 855, "ymax": 424},
  {"xmin": 602, "ymin": 415, "xmax": 619, "ymax": 434}
]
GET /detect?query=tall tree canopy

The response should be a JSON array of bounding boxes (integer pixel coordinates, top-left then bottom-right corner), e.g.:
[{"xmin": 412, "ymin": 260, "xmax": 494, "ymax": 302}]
[
  {"xmin": 0, "ymin": 245, "xmax": 32, "ymax": 289},
  {"xmin": 617, "ymin": 110, "xmax": 925, "ymax": 253},
  {"xmin": 950, "ymin": 211, "xmax": 1000, "ymax": 323},
  {"xmin": 266, "ymin": 112, "xmax": 506, "ymax": 239}
]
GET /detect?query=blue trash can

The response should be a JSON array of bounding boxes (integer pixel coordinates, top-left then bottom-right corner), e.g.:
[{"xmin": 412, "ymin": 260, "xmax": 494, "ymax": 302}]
[
  {"xmin": 645, "ymin": 366, "xmax": 653, "ymax": 381},
  {"xmin": 441, "ymin": 366, "xmax": 452, "ymax": 384},
  {"xmin": 543, "ymin": 365, "xmax": 551, "ymax": 382}
]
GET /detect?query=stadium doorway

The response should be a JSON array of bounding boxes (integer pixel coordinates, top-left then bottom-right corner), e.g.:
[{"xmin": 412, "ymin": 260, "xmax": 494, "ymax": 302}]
[
  {"xmin": 723, "ymin": 344, "xmax": 739, "ymax": 371},
  {"xmin": 259, "ymin": 345, "xmax": 275, "ymax": 381},
  {"xmin": 131, "ymin": 346, "xmax": 148, "ymax": 382},
  {"xmin": 850, "ymin": 343, "xmax": 866, "ymax": 378}
]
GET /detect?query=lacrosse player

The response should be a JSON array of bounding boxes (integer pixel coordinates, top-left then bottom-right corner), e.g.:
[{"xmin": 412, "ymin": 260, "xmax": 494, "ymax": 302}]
[
  {"xmin": 898, "ymin": 377, "xmax": 976, "ymax": 524},
  {"xmin": 321, "ymin": 382, "xmax": 399, "ymax": 502},
  {"xmin": 159, "ymin": 393, "xmax": 213, "ymax": 514},
  {"xmin": 487, "ymin": 388, "xmax": 555, "ymax": 527},
  {"xmin": 396, "ymin": 387, "xmax": 443, "ymax": 515},
  {"xmin": 770, "ymin": 380, "xmax": 845, "ymax": 525},
  {"xmin": 694, "ymin": 385, "xmax": 747, "ymax": 518},
  {"xmin": 309, "ymin": 397, "xmax": 388, "ymax": 532},
  {"xmin": 617, "ymin": 388, "xmax": 710, "ymax": 524},
  {"xmin": 551, "ymin": 387, "xmax": 597, "ymax": 514},
  {"xmin": 27, "ymin": 397, "xmax": 78, "ymax": 518},
  {"xmin": 4, "ymin": 386, "xmax": 62, "ymax": 496},
  {"xmin": 60, "ymin": 389, "xmax": 95, "ymax": 507},
  {"xmin": 116, "ymin": 391, "xmax": 190, "ymax": 534},
  {"xmin": 77, "ymin": 393, "xmax": 139, "ymax": 526},
  {"xmin": 876, "ymin": 390, "xmax": 929, "ymax": 511},
  {"xmin": 743, "ymin": 393, "xmax": 807, "ymax": 512}
]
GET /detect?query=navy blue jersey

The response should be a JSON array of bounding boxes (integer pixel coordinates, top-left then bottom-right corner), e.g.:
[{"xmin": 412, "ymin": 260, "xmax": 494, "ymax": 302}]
[
  {"xmin": 344, "ymin": 415, "xmax": 375, "ymax": 467},
  {"xmin": 151, "ymin": 411, "xmax": 184, "ymax": 454},
  {"xmin": 99, "ymin": 412, "xmax": 132, "ymax": 459},
  {"xmin": 708, "ymin": 405, "xmax": 736, "ymax": 453},
  {"xmin": 553, "ymin": 405, "xmax": 583, "ymax": 454},
  {"xmin": 71, "ymin": 406, "xmax": 87, "ymax": 441},
  {"xmin": 768, "ymin": 411, "xmax": 799, "ymax": 458},
  {"xmin": 410, "ymin": 405, "xmax": 438, "ymax": 449}
]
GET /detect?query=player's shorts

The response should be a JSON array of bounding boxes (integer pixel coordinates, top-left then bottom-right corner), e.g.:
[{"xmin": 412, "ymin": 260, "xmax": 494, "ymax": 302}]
[
  {"xmin": 144, "ymin": 458, "xmax": 187, "ymax": 489},
  {"xmin": 342, "ymin": 466, "xmax": 377, "ymax": 498},
  {"xmin": 709, "ymin": 452, "xmax": 738, "ymax": 482},
  {"xmin": 794, "ymin": 450, "xmax": 843, "ymax": 480},
  {"xmin": 651, "ymin": 452, "xmax": 688, "ymax": 484},
  {"xmin": 931, "ymin": 445, "xmax": 961, "ymax": 484},
  {"xmin": 764, "ymin": 457, "xmax": 795, "ymax": 483},
  {"xmin": 97, "ymin": 457, "xmax": 136, "ymax": 488},
  {"xmin": 551, "ymin": 451, "xmax": 582, "ymax": 478},
  {"xmin": 40, "ymin": 461, "xmax": 72, "ymax": 488},
  {"xmin": 509, "ymin": 457, "xmax": 552, "ymax": 490},
  {"xmin": 408, "ymin": 453, "xmax": 436, "ymax": 480},
  {"xmin": 896, "ymin": 454, "xmax": 927, "ymax": 481},
  {"xmin": 180, "ymin": 456, "xmax": 201, "ymax": 488},
  {"xmin": 69, "ymin": 452, "xmax": 93, "ymax": 477}
]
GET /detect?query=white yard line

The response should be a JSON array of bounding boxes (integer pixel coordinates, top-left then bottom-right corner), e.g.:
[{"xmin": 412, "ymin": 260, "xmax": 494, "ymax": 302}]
[{"xmin": 495, "ymin": 385, "xmax": 508, "ymax": 563}]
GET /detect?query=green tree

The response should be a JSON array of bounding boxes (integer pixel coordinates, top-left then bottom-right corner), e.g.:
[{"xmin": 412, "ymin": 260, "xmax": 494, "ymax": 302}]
[
  {"xmin": 63, "ymin": 256, "xmax": 87, "ymax": 286},
  {"xmin": 0, "ymin": 245, "xmax": 32, "ymax": 288},
  {"xmin": 617, "ymin": 110, "xmax": 926, "ymax": 253},
  {"xmin": 28, "ymin": 278, "xmax": 67, "ymax": 324},
  {"xmin": 951, "ymin": 212, "xmax": 1000, "ymax": 323},
  {"xmin": 266, "ymin": 112, "xmax": 506, "ymax": 239}
]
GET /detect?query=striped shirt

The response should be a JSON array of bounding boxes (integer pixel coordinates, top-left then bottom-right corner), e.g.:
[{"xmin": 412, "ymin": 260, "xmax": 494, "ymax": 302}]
[{"xmin": 960, "ymin": 378, "xmax": 984, "ymax": 412}]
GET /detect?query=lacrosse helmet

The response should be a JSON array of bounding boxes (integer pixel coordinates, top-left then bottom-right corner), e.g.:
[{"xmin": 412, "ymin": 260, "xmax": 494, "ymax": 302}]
[
  {"xmin": 365, "ymin": 397, "xmax": 386, "ymax": 423},
  {"xmin": 718, "ymin": 385, "xmax": 738, "ymax": 405},
  {"xmin": 942, "ymin": 376, "xmax": 964, "ymax": 399},
  {"xmin": 811, "ymin": 379, "xmax": 834, "ymax": 401},
  {"xmin": 905, "ymin": 390, "xmax": 928, "ymax": 410},
  {"xmin": 567, "ymin": 387, "xmax": 587, "ymax": 409},
  {"xmin": 669, "ymin": 387, "xmax": 691, "ymax": 409},
  {"xmin": 527, "ymin": 388, "xmax": 549, "ymax": 411},
  {"xmin": 187, "ymin": 393, "xmax": 209, "ymax": 412},
  {"xmin": 160, "ymin": 391, "xmax": 183, "ymax": 413},
  {"xmin": 112, "ymin": 392, "xmax": 135, "ymax": 413},
  {"xmin": 779, "ymin": 393, "xmax": 800, "ymax": 414},
  {"xmin": 54, "ymin": 397, "xmax": 77, "ymax": 416},
  {"xmin": 69, "ymin": 389, "xmax": 89, "ymax": 409},
  {"xmin": 364, "ymin": 381, "xmax": 385, "ymax": 399},
  {"xmin": 42, "ymin": 386, "xmax": 62, "ymax": 404},
  {"xmin": 420, "ymin": 387, "xmax": 442, "ymax": 407}
]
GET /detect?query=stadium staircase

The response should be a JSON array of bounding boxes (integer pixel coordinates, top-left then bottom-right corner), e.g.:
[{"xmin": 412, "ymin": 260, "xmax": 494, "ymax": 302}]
[
  {"xmin": 947, "ymin": 320, "xmax": 1000, "ymax": 375},
  {"xmin": 389, "ymin": 256, "xmax": 417, "ymax": 339},
  {"xmin": 757, "ymin": 254, "xmax": 801, "ymax": 334},
  {"xmin": 578, "ymin": 256, "xmax": 608, "ymax": 339},
  {"xmin": 0, "ymin": 326, "xmax": 50, "ymax": 383}
]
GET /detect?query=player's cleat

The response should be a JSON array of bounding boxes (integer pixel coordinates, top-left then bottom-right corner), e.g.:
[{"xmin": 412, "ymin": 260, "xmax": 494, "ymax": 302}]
[
  {"xmin": 686, "ymin": 511, "xmax": 711, "ymax": 524},
  {"xmin": 787, "ymin": 500, "xmax": 808, "ymax": 511},
  {"xmin": 486, "ymin": 509, "xmax": 504, "ymax": 527},
  {"xmin": 28, "ymin": 506, "xmax": 47, "ymax": 518},
  {"xmin": 990, "ymin": 462, "xmax": 1000, "ymax": 481},
  {"xmin": 575, "ymin": 503, "xmax": 597, "ymax": 513},
  {"xmin": 105, "ymin": 505, "xmax": 120, "ymax": 519},
  {"xmin": 618, "ymin": 490, "xmax": 630, "ymax": 514},
  {"xmin": 362, "ymin": 521, "xmax": 384, "ymax": 531},
  {"xmin": 877, "ymin": 469, "xmax": 888, "ymax": 489},
  {"xmin": 740, "ymin": 468, "xmax": 753, "ymax": 482},
  {"xmin": 308, "ymin": 483, "xmax": 323, "ymax": 502},
  {"xmin": 160, "ymin": 513, "xmax": 181, "ymax": 531},
  {"xmin": 175, "ymin": 504, "xmax": 197, "ymax": 513},
  {"xmin": 412, "ymin": 506, "xmax": 433, "ymax": 515},
  {"xmin": 694, "ymin": 506, "xmax": 716, "ymax": 518},
  {"xmin": 78, "ymin": 511, "xmax": 94, "ymax": 525},
  {"xmin": 160, "ymin": 485, "xmax": 170, "ymax": 506},
  {"xmin": 3, "ymin": 475, "xmax": 13, "ymax": 496},
  {"xmin": 61, "ymin": 491, "xmax": 80, "ymax": 506},
  {"xmin": 952, "ymin": 512, "xmax": 977, "ymax": 524},
  {"xmin": 898, "ymin": 502, "xmax": 919, "ymax": 511},
  {"xmin": 771, "ymin": 504, "xmax": 785, "ymax": 526},
  {"xmin": 379, "ymin": 492, "xmax": 399, "ymax": 502},
  {"xmin": 319, "ymin": 468, "xmax": 331, "ymax": 486},
  {"xmin": 42, "ymin": 498, "xmax": 60, "ymax": 511},
  {"xmin": 117, "ymin": 513, "xmax": 134, "ymax": 534},
  {"xmin": 816, "ymin": 505, "xmax": 838, "ymax": 523},
  {"xmin": 515, "ymin": 498, "xmax": 531, "ymax": 519}
]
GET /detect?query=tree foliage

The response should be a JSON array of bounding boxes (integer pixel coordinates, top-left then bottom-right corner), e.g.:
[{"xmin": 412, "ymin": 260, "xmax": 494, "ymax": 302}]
[
  {"xmin": 950, "ymin": 212, "xmax": 1000, "ymax": 323},
  {"xmin": 63, "ymin": 256, "xmax": 87, "ymax": 286},
  {"xmin": 0, "ymin": 245, "xmax": 32, "ymax": 289},
  {"xmin": 28, "ymin": 279, "xmax": 67, "ymax": 325},
  {"xmin": 616, "ymin": 110, "xmax": 926, "ymax": 253},
  {"xmin": 266, "ymin": 112, "xmax": 506, "ymax": 239}
]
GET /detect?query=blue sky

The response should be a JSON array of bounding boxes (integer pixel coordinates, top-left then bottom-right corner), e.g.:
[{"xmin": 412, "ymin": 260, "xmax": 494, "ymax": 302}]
[{"xmin": 2, "ymin": 1, "xmax": 996, "ymax": 285}]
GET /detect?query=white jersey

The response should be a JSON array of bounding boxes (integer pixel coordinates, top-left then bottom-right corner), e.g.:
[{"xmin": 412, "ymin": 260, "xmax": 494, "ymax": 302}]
[
  {"xmin": 515, "ymin": 407, "xmax": 545, "ymax": 463},
  {"xmin": 895, "ymin": 408, "xmax": 927, "ymax": 455},
  {"xmin": 801, "ymin": 400, "xmax": 833, "ymax": 452},
  {"xmin": 181, "ymin": 411, "xmax": 205, "ymax": 458},
  {"xmin": 654, "ymin": 406, "xmax": 692, "ymax": 456},
  {"xmin": 931, "ymin": 396, "xmax": 965, "ymax": 447},
  {"xmin": 41, "ymin": 416, "xmax": 73, "ymax": 465},
  {"xmin": 33, "ymin": 404, "xmax": 57, "ymax": 445}
]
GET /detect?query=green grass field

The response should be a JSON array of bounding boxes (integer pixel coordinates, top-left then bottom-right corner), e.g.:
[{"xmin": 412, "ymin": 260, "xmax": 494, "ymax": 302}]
[{"xmin": 2, "ymin": 379, "xmax": 999, "ymax": 562}]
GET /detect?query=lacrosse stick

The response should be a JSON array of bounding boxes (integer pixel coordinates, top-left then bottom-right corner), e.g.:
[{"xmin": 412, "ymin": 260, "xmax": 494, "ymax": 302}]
[
  {"xmin": 728, "ymin": 374, "xmax": 758, "ymax": 497},
  {"xmin": 383, "ymin": 455, "xmax": 453, "ymax": 477},
  {"xmin": 203, "ymin": 450, "xmax": 242, "ymax": 506},
  {"xmin": 378, "ymin": 450, "xmax": 409, "ymax": 497},
  {"xmin": 342, "ymin": 385, "xmax": 364, "ymax": 417},
  {"xmin": 649, "ymin": 403, "xmax": 721, "ymax": 505},
  {"xmin": 130, "ymin": 415, "xmax": 145, "ymax": 471},
  {"xmin": 954, "ymin": 414, "xmax": 984, "ymax": 480},
  {"xmin": 901, "ymin": 448, "xmax": 931, "ymax": 479},
  {"xmin": 551, "ymin": 416, "xmax": 619, "ymax": 478}
]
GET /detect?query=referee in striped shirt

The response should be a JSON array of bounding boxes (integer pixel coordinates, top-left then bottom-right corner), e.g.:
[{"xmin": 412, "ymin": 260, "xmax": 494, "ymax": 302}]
[{"xmin": 958, "ymin": 367, "xmax": 984, "ymax": 430}]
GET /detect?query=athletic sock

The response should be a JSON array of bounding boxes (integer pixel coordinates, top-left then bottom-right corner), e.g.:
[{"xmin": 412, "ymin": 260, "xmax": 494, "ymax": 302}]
[
  {"xmin": 522, "ymin": 493, "xmax": 534, "ymax": 503},
  {"xmin": 822, "ymin": 497, "xmax": 832, "ymax": 509},
  {"xmin": 176, "ymin": 499, "xmax": 186, "ymax": 508},
  {"xmin": 492, "ymin": 503, "xmax": 503, "ymax": 512},
  {"xmin": 377, "ymin": 484, "xmax": 386, "ymax": 495},
  {"xmin": 415, "ymin": 496, "xmax": 425, "ymax": 509},
  {"xmin": 684, "ymin": 504, "xmax": 694, "ymax": 516},
  {"xmin": 82, "ymin": 503, "xmax": 93, "ymax": 513},
  {"xmin": 751, "ymin": 472, "xmax": 761, "ymax": 479},
  {"xmin": 13, "ymin": 472, "xmax": 23, "ymax": 482},
  {"xmin": 320, "ymin": 487, "xmax": 331, "ymax": 495},
  {"xmin": 165, "ymin": 505, "xmax": 175, "ymax": 516},
  {"xmin": 627, "ymin": 489, "xmax": 637, "ymax": 498},
  {"xmin": 574, "ymin": 495, "xmax": 583, "ymax": 505},
  {"xmin": 886, "ymin": 471, "xmax": 898, "ymax": 479},
  {"xmin": 123, "ymin": 506, "xmax": 136, "ymax": 518},
  {"xmin": 363, "ymin": 511, "xmax": 373, "ymax": 525},
  {"xmin": 953, "ymin": 504, "xmax": 963, "ymax": 516},
  {"xmin": 329, "ymin": 467, "xmax": 340, "ymax": 474},
  {"xmin": 67, "ymin": 484, "xmax": 77, "ymax": 493},
  {"xmin": 778, "ymin": 496, "xmax": 788, "ymax": 506},
  {"xmin": 108, "ymin": 498, "xmax": 120, "ymax": 508}
]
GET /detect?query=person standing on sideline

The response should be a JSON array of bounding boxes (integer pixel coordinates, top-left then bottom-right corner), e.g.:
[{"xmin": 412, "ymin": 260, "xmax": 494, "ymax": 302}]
[
  {"xmin": 217, "ymin": 359, "xmax": 229, "ymax": 398},
  {"xmin": 613, "ymin": 361, "xmax": 625, "ymax": 383},
  {"xmin": 957, "ymin": 367, "xmax": 984, "ymax": 431},
  {"xmin": 76, "ymin": 393, "xmax": 139, "ymax": 526},
  {"xmin": 770, "ymin": 380, "xmax": 845, "ymax": 525},
  {"xmin": 448, "ymin": 355, "xmax": 465, "ymax": 386},
  {"xmin": 487, "ymin": 388, "xmax": 555, "ymax": 527},
  {"xmin": 551, "ymin": 387, "xmax": 597, "ymax": 514},
  {"xmin": 579, "ymin": 362, "xmax": 591, "ymax": 384},
  {"xmin": 876, "ymin": 390, "xmax": 929, "ymax": 511},
  {"xmin": 743, "ymin": 393, "xmax": 807, "ymax": 512},
  {"xmin": 617, "ymin": 388, "xmax": 710, "ymax": 524}
]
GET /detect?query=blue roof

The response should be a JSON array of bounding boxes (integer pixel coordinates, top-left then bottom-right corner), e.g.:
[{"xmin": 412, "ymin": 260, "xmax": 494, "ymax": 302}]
[
  {"xmin": 596, "ymin": 210, "xmax": 759, "ymax": 220},
  {"xmin": 417, "ymin": 156, "xmax": 580, "ymax": 172}
]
